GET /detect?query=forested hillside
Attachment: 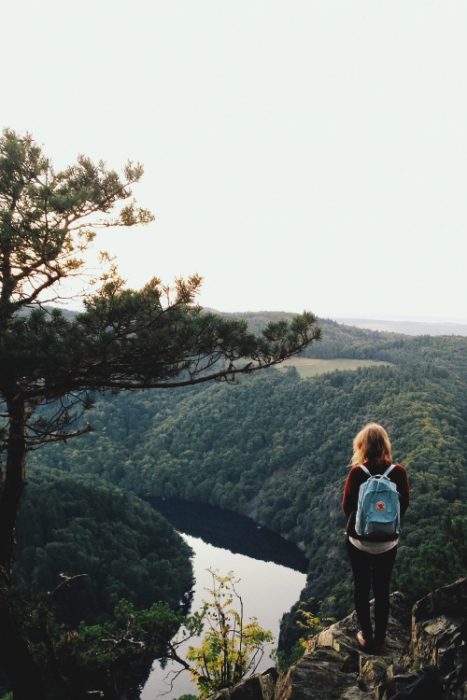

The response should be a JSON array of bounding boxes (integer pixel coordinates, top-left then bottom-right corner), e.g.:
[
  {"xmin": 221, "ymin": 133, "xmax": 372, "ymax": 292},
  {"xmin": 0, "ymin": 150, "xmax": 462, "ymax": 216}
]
[
  {"xmin": 30, "ymin": 317, "xmax": 467, "ymax": 622},
  {"xmin": 2, "ymin": 471, "xmax": 195, "ymax": 698},
  {"xmin": 14, "ymin": 470, "xmax": 193, "ymax": 624}
]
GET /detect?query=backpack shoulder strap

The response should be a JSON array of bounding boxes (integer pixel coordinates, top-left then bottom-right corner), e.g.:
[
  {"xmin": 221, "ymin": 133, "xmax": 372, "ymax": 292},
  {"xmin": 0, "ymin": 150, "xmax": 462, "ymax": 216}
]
[
  {"xmin": 383, "ymin": 464, "xmax": 395, "ymax": 478},
  {"xmin": 359, "ymin": 465, "xmax": 371, "ymax": 477}
]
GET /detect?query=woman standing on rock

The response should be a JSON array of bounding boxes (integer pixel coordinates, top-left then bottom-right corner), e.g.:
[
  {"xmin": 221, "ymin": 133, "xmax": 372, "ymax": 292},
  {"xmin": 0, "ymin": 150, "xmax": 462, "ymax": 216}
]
[{"xmin": 342, "ymin": 423, "xmax": 410, "ymax": 655}]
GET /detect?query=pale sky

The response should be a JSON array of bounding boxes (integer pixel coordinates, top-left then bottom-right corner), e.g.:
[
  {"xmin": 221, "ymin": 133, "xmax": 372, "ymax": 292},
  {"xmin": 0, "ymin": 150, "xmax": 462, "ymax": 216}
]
[{"xmin": 2, "ymin": 1, "xmax": 467, "ymax": 321}]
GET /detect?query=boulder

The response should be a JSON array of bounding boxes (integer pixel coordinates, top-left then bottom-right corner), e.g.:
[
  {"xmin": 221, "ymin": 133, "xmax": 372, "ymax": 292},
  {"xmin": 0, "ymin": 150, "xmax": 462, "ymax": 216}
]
[
  {"xmin": 209, "ymin": 668, "xmax": 278, "ymax": 700},
  {"xmin": 409, "ymin": 577, "xmax": 467, "ymax": 699}
]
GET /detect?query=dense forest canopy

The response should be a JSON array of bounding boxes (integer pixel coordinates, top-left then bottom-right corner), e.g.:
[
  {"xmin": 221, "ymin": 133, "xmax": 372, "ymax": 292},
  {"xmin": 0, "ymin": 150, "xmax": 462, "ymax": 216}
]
[
  {"xmin": 14, "ymin": 469, "xmax": 193, "ymax": 625},
  {"xmin": 32, "ymin": 315, "xmax": 467, "ymax": 629},
  {"xmin": 0, "ymin": 470, "xmax": 194, "ymax": 699}
]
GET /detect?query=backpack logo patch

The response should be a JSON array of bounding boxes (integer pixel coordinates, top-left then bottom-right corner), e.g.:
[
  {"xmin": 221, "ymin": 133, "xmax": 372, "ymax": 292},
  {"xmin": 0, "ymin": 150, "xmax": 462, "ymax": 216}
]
[{"xmin": 376, "ymin": 501, "xmax": 386, "ymax": 511}]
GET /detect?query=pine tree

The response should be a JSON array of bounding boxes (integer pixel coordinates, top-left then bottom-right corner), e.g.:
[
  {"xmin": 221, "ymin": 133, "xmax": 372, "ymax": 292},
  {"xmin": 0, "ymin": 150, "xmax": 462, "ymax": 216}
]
[{"xmin": 0, "ymin": 129, "xmax": 320, "ymax": 698}]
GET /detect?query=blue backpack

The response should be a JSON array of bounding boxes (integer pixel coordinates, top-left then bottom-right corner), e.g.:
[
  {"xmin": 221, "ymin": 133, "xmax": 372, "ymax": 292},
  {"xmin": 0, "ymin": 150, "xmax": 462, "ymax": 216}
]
[{"xmin": 355, "ymin": 465, "xmax": 401, "ymax": 538}]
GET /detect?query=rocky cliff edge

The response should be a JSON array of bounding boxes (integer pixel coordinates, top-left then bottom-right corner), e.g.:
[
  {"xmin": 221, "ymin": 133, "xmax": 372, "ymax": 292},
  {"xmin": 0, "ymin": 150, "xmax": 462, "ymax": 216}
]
[{"xmin": 210, "ymin": 577, "xmax": 467, "ymax": 700}]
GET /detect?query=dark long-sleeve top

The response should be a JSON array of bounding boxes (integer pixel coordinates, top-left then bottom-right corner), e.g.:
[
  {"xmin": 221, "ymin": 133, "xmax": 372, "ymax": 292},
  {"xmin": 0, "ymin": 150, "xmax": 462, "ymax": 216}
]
[{"xmin": 342, "ymin": 462, "xmax": 410, "ymax": 541}]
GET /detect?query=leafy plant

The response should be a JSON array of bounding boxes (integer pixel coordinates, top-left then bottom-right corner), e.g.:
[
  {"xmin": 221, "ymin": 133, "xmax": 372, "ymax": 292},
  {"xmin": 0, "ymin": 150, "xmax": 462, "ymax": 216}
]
[
  {"xmin": 183, "ymin": 570, "xmax": 273, "ymax": 698},
  {"xmin": 12, "ymin": 589, "xmax": 183, "ymax": 700},
  {"xmin": 274, "ymin": 608, "xmax": 332, "ymax": 669}
]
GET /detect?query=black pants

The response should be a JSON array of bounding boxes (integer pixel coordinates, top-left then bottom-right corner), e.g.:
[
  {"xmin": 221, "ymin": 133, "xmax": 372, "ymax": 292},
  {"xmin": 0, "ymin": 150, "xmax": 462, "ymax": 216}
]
[{"xmin": 346, "ymin": 539, "xmax": 397, "ymax": 643}]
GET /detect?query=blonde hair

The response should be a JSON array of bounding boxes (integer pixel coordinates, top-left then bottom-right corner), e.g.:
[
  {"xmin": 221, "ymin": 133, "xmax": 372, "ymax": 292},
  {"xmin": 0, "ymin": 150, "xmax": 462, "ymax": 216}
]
[{"xmin": 351, "ymin": 423, "xmax": 393, "ymax": 466}]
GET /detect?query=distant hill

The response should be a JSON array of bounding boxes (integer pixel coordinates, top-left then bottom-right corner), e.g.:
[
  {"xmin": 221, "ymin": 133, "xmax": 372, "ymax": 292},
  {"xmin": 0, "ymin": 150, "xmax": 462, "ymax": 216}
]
[
  {"xmin": 205, "ymin": 308, "xmax": 467, "ymax": 337},
  {"xmin": 46, "ymin": 305, "xmax": 467, "ymax": 337},
  {"xmin": 336, "ymin": 317, "xmax": 467, "ymax": 336}
]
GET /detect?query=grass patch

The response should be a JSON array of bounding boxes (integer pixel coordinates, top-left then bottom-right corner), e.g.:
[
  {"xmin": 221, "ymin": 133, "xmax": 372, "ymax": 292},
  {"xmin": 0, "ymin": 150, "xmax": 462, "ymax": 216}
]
[{"xmin": 277, "ymin": 357, "xmax": 391, "ymax": 379}]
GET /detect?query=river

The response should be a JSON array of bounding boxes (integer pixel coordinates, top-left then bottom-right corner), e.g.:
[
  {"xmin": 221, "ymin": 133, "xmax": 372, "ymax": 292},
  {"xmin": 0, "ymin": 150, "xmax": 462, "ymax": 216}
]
[{"xmin": 140, "ymin": 499, "xmax": 308, "ymax": 699}]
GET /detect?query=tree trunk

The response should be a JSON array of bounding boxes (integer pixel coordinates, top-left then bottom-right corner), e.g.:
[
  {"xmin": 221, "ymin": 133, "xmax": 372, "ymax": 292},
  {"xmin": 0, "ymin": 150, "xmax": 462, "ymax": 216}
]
[
  {"xmin": 0, "ymin": 393, "xmax": 27, "ymax": 572},
  {"xmin": 0, "ymin": 595, "xmax": 46, "ymax": 700},
  {"xmin": 0, "ymin": 392, "xmax": 46, "ymax": 700}
]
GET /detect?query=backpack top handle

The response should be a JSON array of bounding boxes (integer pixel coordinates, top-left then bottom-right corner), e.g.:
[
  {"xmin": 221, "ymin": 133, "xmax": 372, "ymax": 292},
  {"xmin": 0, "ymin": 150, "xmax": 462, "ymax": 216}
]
[{"xmin": 359, "ymin": 464, "xmax": 395, "ymax": 478}]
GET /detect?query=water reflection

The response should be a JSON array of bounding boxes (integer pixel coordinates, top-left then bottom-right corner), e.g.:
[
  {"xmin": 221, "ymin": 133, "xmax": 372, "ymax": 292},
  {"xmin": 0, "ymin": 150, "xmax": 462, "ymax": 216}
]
[{"xmin": 147, "ymin": 497, "xmax": 308, "ymax": 573}]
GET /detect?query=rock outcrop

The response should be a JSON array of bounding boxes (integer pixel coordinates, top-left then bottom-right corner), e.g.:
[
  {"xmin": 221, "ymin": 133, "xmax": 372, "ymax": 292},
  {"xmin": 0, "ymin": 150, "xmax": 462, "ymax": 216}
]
[
  {"xmin": 210, "ymin": 578, "xmax": 467, "ymax": 700},
  {"xmin": 275, "ymin": 590, "xmax": 412, "ymax": 700},
  {"xmin": 209, "ymin": 668, "xmax": 278, "ymax": 700},
  {"xmin": 408, "ymin": 577, "xmax": 467, "ymax": 699}
]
